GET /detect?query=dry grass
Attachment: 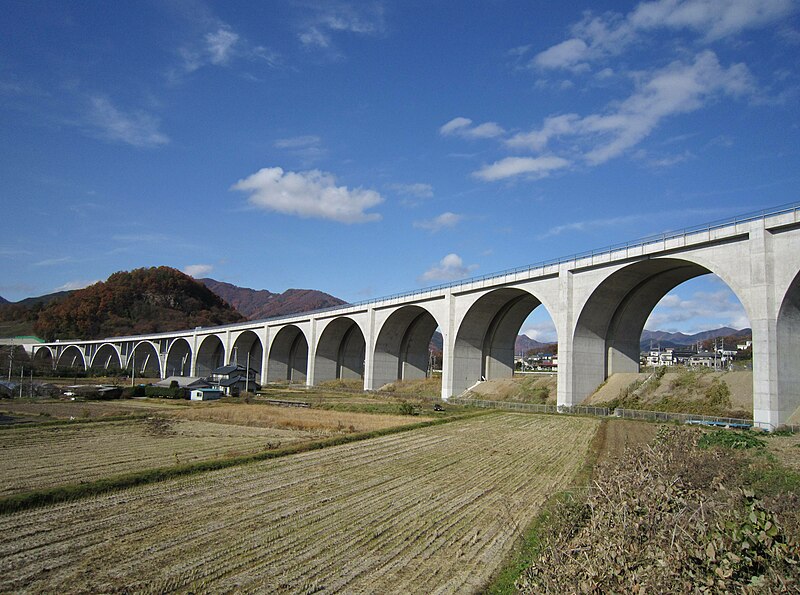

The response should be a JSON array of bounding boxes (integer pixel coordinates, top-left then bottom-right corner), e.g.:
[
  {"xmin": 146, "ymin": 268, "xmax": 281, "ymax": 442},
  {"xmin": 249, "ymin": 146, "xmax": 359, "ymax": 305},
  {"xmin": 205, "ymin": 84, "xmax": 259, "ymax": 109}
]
[
  {"xmin": 0, "ymin": 398, "xmax": 180, "ymax": 421},
  {"xmin": 0, "ymin": 413, "xmax": 599, "ymax": 594},
  {"xmin": 169, "ymin": 402, "xmax": 429, "ymax": 433},
  {"xmin": 467, "ymin": 375, "xmax": 557, "ymax": 404},
  {"xmin": 0, "ymin": 418, "xmax": 310, "ymax": 497}
]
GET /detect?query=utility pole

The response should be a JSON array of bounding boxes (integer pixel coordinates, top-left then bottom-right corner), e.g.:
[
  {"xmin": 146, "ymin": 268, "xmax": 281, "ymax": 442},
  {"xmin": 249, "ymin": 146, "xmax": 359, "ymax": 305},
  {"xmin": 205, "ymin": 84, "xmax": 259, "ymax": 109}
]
[{"xmin": 245, "ymin": 351, "xmax": 250, "ymax": 393}]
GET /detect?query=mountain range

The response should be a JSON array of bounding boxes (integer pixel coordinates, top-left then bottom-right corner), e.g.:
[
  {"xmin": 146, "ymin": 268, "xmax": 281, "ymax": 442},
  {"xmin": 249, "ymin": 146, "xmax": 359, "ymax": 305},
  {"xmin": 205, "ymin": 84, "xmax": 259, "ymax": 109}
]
[
  {"xmin": 198, "ymin": 278, "xmax": 345, "ymax": 320},
  {"xmin": 640, "ymin": 327, "xmax": 751, "ymax": 350}
]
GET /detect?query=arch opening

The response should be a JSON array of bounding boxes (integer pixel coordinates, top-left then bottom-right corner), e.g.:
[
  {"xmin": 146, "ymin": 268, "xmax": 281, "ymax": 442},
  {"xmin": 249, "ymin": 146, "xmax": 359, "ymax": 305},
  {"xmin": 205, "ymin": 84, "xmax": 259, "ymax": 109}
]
[
  {"xmin": 33, "ymin": 347, "xmax": 54, "ymax": 372},
  {"xmin": 56, "ymin": 345, "xmax": 86, "ymax": 372},
  {"xmin": 315, "ymin": 318, "xmax": 365, "ymax": 384},
  {"xmin": 572, "ymin": 258, "xmax": 751, "ymax": 404},
  {"xmin": 129, "ymin": 342, "xmax": 161, "ymax": 379},
  {"xmin": 777, "ymin": 270, "xmax": 800, "ymax": 423},
  {"xmin": 196, "ymin": 335, "xmax": 224, "ymax": 377},
  {"xmin": 268, "ymin": 325, "xmax": 308, "ymax": 384},
  {"xmin": 452, "ymin": 288, "xmax": 550, "ymax": 396},
  {"xmin": 165, "ymin": 338, "xmax": 192, "ymax": 377},
  {"xmin": 231, "ymin": 331, "xmax": 263, "ymax": 384},
  {"xmin": 90, "ymin": 344, "xmax": 122, "ymax": 374},
  {"xmin": 372, "ymin": 306, "xmax": 440, "ymax": 389}
]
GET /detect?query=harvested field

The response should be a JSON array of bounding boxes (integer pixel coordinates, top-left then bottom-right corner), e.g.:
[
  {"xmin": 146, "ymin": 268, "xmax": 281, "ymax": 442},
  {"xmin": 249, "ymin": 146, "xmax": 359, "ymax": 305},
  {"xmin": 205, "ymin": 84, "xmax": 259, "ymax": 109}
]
[
  {"xmin": 0, "ymin": 413, "xmax": 598, "ymax": 593},
  {"xmin": 0, "ymin": 398, "xmax": 181, "ymax": 421},
  {"xmin": 170, "ymin": 402, "xmax": 429, "ymax": 433},
  {"xmin": 0, "ymin": 418, "xmax": 313, "ymax": 497}
]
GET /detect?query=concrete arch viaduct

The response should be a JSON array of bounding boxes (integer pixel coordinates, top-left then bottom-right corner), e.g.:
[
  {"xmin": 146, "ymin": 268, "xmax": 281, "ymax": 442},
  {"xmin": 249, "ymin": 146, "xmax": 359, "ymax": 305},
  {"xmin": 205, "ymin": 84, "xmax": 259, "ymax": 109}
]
[{"xmin": 27, "ymin": 205, "xmax": 800, "ymax": 429}]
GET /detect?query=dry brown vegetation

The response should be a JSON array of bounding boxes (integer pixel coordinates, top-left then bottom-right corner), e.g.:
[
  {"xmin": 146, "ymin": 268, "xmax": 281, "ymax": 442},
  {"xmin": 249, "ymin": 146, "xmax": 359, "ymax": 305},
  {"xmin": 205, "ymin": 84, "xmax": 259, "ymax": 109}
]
[
  {"xmin": 0, "ymin": 413, "xmax": 598, "ymax": 593},
  {"xmin": 587, "ymin": 368, "xmax": 754, "ymax": 418},
  {"xmin": 169, "ymin": 402, "xmax": 430, "ymax": 433},
  {"xmin": 0, "ymin": 418, "xmax": 312, "ymax": 497},
  {"xmin": 517, "ymin": 426, "xmax": 800, "ymax": 593},
  {"xmin": 465, "ymin": 375, "xmax": 557, "ymax": 404},
  {"xmin": 0, "ymin": 398, "xmax": 180, "ymax": 421}
]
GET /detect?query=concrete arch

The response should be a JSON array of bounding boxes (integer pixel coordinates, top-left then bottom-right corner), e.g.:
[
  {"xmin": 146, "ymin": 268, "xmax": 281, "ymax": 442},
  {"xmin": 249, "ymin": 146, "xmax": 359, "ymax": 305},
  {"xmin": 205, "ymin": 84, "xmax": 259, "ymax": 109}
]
[
  {"xmin": 231, "ymin": 331, "xmax": 263, "ymax": 383},
  {"xmin": 776, "ymin": 270, "xmax": 800, "ymax": 423},
  {"xmin": 452, "ymin": 288, "xmax": 547, "ymax": 396},
  {"xmin": 129, "ymin": 341, "xmax": 162, "ymax": 378},
  {"xmin": 165, "ymin": 338, "xmax": 192, "ymax": 377},
  {"xmin": 315, "ymin": 317, "xmax": 366, "ymax": 384},
  {"xmin": 196, "ymin": 335, "xmax": 225, "ymax": 377},
  {"xmin": 372, "ymin": 305, "xmax": 441, "ymax": 389},
  {"xmin": 56, "ymin": 345, "xmax": 86, "ymax": 371},
  {"xmin": 33, "ymin": 347, "xmax": 54, "ymax": 369},
  {"xmin": 268, "ymin": 325, "xmax": 309, "ymax": 383},
  {"xmin": 570, "ymin": 257, "xmax": 745, "ymax": 403},
  {"xmin": 90, "ymin": 343, "xmax": 122, "ymax": 372}
]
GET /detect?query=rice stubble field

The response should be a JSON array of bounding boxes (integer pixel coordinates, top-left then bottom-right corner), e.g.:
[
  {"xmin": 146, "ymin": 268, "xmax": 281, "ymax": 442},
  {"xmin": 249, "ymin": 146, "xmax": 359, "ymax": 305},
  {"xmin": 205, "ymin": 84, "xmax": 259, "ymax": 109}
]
[{"xmin": 0, "ymin": 412, "xmax": 598, "ymax": 593}]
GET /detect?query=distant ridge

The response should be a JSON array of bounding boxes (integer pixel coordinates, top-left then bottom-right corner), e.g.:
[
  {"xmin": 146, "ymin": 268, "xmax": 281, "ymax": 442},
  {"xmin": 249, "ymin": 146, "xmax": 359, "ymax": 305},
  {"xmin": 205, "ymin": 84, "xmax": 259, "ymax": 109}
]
[
  {"xmin": 640, "ymin": 327, "xmax": 751, "ymax": 350},
  {"xmin": 0, "ymin": 295, "xmax": 7, "ymax": 305},
  {"xmin": 199, "ymin": 278, "xmax": 346, "ymax": 320}
]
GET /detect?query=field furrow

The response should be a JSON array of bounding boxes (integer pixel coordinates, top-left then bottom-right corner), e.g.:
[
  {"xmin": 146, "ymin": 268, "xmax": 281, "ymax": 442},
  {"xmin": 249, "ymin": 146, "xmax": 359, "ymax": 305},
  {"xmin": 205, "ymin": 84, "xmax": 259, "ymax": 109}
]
[{"xmin": 0, "ymin": 413, "xmax": 598, "ymax": 594}]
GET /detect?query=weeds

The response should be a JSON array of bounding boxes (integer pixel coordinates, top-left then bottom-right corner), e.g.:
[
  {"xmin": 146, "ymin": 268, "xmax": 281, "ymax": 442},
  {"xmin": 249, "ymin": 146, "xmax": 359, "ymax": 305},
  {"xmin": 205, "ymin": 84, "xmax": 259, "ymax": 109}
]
[{"xmin": 516, "ymin": 427, "xmax": 800, "ymax": 593}]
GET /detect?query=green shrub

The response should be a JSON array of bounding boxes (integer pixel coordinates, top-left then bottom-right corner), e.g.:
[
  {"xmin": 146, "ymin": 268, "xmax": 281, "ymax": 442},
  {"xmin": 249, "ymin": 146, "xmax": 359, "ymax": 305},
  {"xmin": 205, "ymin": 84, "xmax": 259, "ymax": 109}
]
[
  {"xmin": 699, "ymin": 429, "xmax": 766, "ymax": 450},
  {"xmin": 398, "ymin": 401, "xmax": 417, "ymax": 416}
]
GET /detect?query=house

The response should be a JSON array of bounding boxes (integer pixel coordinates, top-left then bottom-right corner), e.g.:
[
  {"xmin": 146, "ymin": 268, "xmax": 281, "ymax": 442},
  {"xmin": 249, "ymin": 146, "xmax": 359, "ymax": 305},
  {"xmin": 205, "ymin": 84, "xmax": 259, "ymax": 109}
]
[
  {"xmin": 211, "ymin": 364, "xmax": 260, "ymax": 396},
  {"xmin": 190, "ymin": 388, "xmax": 223, "ymax": 401}
]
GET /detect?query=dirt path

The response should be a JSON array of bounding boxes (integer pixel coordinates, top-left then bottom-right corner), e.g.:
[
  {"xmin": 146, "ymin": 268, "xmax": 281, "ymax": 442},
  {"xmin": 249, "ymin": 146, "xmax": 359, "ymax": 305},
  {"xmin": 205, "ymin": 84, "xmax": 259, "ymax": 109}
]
[{"xmin": 594, "ymin": 419, "xmax": 661, "ymax": 465}]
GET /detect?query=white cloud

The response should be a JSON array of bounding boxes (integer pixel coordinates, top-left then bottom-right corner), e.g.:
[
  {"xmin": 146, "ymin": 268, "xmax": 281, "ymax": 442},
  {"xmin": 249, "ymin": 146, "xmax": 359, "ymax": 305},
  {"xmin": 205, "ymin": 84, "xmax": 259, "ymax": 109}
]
[
  {"xmin": 629, "ymin": 0, "xmax": 793, "ymax": 41},
  {"xmin": 54, "ymin": 279, "xmax": 100, "ymax": 292},
  {"xmin": 473, "ymin": 156, "xmax": 570, "ymax": 181},
  {"xmin": 206, "ymin": 28, "xmax": 239, "ymax": 65},
  {"xmin": 532, "ymin": 0, "xmax": 794, "ymax": 71},
  {"xmin": 645, "ymin": 287, "xmax": 750, "ymax": 333},
  {"xmin": 390, "ymin": 183, "xmax": 434, "ymax": 198},
  {"xmin": 532, "ymin": 38, "xmax": 590, "ymax": 70},
  {"xmin": 87, "ymin": 96, "xmax": 169, "ymax": 148},
  {"xmin": 274, "ymin": 135, "xmax": 322, "ymax": 149},
  {"xmin": 183, "ymin": 264, "xmax": 213, "ymax": 278},
  {"xmin": 298, "ymin": 4, "xmax": 385, "ymax": 51},
  {"xmin": 439, "ymin": 117, "xmax": 505, "ymax": 139},
  {"xmin": 537, "ymin": 214, "xmax": 648, "ymax": 239},
  {"xmin": 231, "ymin": 167, "xmax": 383, "ymax": 224},
  {"xmin": 413, "ymin": 212, "xmax": 463, "ymax": 232},
  {"xmin": 34, "ymin": 256, "xmax": 75, "ymax": 267},
  {"xmin": 512, "ymin": 51, "xmax": 754, "ymax": 165},
  {"xmin": 419, "ymin": 253, "xmax": 478, "ymax": 283},
  {"xmin": 523, "ymin": 321, "xmax": 558, "ymax": 344},
  {"xmin": 274, "ymin": 135, "xmax": 326, "ymax": 163},
  {"xmin": 176, "ymin": 19, "xmax": 278, "ymax": 77}
]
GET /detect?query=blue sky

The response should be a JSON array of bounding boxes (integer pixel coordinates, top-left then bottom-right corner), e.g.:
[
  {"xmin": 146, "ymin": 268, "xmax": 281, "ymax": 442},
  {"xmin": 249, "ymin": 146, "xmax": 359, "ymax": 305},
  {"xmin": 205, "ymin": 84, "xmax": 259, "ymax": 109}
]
[{"xmin": 1, "ymin": 0, "xmax": 798, "ymax": 341}]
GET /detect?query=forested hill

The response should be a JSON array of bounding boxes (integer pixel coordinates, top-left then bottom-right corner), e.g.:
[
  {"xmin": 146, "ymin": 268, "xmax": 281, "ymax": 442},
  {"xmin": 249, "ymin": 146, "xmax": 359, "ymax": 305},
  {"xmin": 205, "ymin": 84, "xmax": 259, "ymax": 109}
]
[
  {"xmin": 199, "ymin": 278, "xmax": 346, "ymax": 320},
  {"xmin": 32, "ymin": 267, "xmax": 246, "ymax": 341}
]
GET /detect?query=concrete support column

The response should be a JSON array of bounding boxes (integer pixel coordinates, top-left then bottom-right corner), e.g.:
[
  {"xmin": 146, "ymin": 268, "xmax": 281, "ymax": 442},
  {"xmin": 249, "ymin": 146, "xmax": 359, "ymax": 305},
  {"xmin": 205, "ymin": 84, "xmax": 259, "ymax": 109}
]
[
  {"xmin": 555, "ymin": 265, "xmax": 577, "ymax": 407},
  {"xmin": 363, "ymin": 307, "xmax": 376, "ymax": 390},
  {"xmin": 260, "ymin": 327, "xmax": 269, "ymax": 385},
  {"xmin": 748, "ymin": 223, "xmax": 781, "ymax": 429},
  {"xmin": 306, "ymin": 319, "xmax": 317, "ymax": 387},
  {"xmin": 189, "ymin": 333, "xmax": 198, "ymax": 376},
  {"xmin": 440, "ymin": 291, "xmax": 456, "ymax": 400}
]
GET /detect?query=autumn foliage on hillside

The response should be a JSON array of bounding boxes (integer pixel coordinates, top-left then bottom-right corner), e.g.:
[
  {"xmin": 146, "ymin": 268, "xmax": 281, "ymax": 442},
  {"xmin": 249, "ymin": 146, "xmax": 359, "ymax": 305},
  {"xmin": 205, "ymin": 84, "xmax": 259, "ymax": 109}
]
[{"xmin": 33, "ymin": 267, "xmax": 245, "ymax": 340}]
